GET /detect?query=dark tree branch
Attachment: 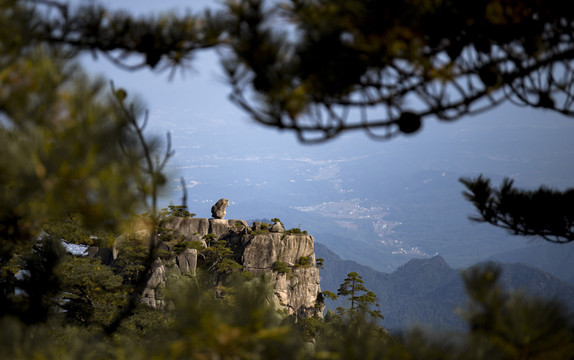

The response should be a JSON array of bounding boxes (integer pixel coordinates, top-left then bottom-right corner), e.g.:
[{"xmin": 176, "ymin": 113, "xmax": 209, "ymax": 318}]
[
  {"xmin": 104, "ymin": 82, "xmax": 176, "ymax": 335},
  {"xmin": 460, "ymin": 176, "xmax": 574, "ymax": 243}
]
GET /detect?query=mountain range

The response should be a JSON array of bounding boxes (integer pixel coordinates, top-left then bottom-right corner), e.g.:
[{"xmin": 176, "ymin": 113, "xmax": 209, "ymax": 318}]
[{"xmin": 315, "ymin": 242, "xmax": 574, "ymax": 332}]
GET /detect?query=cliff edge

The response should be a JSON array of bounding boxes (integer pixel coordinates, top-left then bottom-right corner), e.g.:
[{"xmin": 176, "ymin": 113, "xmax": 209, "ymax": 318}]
[{"xmin": 89, "ymin": 216, "xmax": 324, "ymax": 319}]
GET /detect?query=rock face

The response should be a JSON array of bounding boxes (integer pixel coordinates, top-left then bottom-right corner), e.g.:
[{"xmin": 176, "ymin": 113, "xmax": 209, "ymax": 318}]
[
  {"xmin": 242, "ymin": 233, "xmax": 321, "ymax": 318},
  {"xmin": 164, "ymin": 217, "xmax": 210, "ymax": 237},
  {"xmin": 177, "ymin": 248, "xmax": 198, "ymax": 276},
  {"xmin": 211, "ymin": 198, "xmax": 229, "ymax": 219},
  {"xmin": 141, "ymin": 259, "xmax": 167, "ymax": 308},
  {"xmin": 89, "ymin": 216, "xmax": 324, "ymax": 319}
]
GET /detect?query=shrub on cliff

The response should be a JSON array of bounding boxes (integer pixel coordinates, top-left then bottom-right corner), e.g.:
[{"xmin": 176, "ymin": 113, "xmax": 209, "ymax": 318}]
[{"xmin": 272, "ymin": 260, "xmax": 290, "ymax": 274}]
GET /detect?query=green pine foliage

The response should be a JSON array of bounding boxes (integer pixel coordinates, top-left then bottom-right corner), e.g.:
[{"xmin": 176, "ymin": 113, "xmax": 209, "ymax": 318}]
[
  {"xmin": 296, "ymin": 256, "xmax": 311, "ymax": 267},
  {"xmin": 113, "ymin": 236, "xmax": 149, "ymax": 285},
  {"xmin": 461, "ymin": 175, "xmax": 574, "ymax": 243},
  {"xmin": 2, "ymin": 239, "xmax": 574, "ymax": 359},
  {"xmin": 159, "ymin": 205, "xmax": 196, "ymax": 220},
  {"xmin": 337, "ymin": 272, "xmax": 384, "ymax": 321},
  {"xmin": 173, "ymin": 240, "xmax": 206, "ymax": 254},
  {"xmin": 272, "ymin": 260, "xmax": 290, "ymax": 274},
  {"xmin": 58, "ymin": 255, "xmax": 127, "ymax": 327},
  {"xmin": 284, "ymin": 228, "xmax": 308, "ymax": 235},
  {"xmin": 203, "ymin": 241, "xmax": 243, "ymax": 276}
]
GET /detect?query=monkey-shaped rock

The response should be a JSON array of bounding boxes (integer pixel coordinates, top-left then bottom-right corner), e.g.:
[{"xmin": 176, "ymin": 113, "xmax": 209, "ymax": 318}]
[{"xmin": 211, "ymin": 198, "xmax": 229, "ymax": 219}]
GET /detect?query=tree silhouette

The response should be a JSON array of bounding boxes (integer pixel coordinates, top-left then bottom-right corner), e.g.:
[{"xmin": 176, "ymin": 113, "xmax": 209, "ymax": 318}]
[
  {"xmin": 35, "ymin": 0, "xmax": 574, "ymax": 142},
  {"xmin": 337, "ymin": 272, "xmax": 384, "ymax": 321},
  {"xmin": 461, "ymin": 176, "xmax": 574, "ymax": 243}
]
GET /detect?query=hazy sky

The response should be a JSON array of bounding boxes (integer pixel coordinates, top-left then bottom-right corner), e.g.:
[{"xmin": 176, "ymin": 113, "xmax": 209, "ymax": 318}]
[{"xmin": 74, "ymin": 0, "xmax": 574, "ymax": 208}]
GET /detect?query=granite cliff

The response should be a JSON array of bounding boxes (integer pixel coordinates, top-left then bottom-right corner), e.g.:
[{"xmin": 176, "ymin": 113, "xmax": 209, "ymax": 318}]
[{"xmin": 88, "ymin": 213, "xmax": 323, "ymax": 319}]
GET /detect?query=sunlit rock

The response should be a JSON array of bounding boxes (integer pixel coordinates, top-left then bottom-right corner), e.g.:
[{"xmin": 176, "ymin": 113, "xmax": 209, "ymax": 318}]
[{"xmin": 211, "ymin": 198, "xmax": 229, "ymax": 219}]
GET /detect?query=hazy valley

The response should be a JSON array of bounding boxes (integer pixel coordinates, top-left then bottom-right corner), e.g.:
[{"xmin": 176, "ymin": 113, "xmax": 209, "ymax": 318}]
[{"xmin": 152, "ymin": 104, "xmax": 574, "ymax": 276}]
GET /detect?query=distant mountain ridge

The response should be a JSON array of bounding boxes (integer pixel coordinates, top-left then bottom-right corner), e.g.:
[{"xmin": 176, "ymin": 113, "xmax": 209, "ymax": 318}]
[
  {"xmin": 487, "ymin": 242, "xmax": 574, "ymax": 285},
  {"xmin": 316, "ymin": 242, "xmax": 574, "ymax": 332}
]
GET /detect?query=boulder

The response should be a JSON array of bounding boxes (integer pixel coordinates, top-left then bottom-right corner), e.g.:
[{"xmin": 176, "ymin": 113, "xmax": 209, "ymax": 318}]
[
  {"xmin": 211, "ymin": 198, "xmax": 229, "ymax": 219},
  {"xmin": 270, "ymin": 222, "xmax": 284, "ymax": 233},
  {"xmin": 141, "ymin": 289, "xmax": 157, "ymax": 308},
  {"xmin": 228, "ymin": 219, "xmax": 250, "ymax": 233},
  {"xmin": 146, "ymin": 259, "xmax": 166, "ymax": 289}
]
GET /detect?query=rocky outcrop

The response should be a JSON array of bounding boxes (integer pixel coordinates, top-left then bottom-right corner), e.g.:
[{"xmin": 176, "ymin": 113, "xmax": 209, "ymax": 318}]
[
  {"xmin": 165, "ymin": 217, "xmax": 323, "ymax": 318},
  {"xmin": 161, "ymin": 216, "xmax": 248, "ymax": 241},
  {"xmin": 241, "ymin": 232, "xmax": 321, "ymax": 317},
  {"xmin": 89, "ymin": 214, "xmax": 324, "ymax": 319}
]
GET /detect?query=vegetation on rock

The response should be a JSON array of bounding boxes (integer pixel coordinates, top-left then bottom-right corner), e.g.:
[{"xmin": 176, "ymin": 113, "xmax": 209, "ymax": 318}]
[
  {"xmin": 272, "ymin": 260, "xmax": 290, "ymax": 274},
  {"xmin": 284, "ymin": 228, "xmax": 309, "ymax": 235},
  {"xmin": 159, "ymin": 205, "xmax": 196, "ymax": 220}
]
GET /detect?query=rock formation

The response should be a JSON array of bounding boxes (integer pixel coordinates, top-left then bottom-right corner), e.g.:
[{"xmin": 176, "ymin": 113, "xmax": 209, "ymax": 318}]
[
  {"xmin": 88, "ymin": 214, "xmax": 324, "ymax": 319},
  {"xmin": 211, "ymin": 198, "xmax": 229, "ymax": 219},
  {"xmin": 241, "ymin": 232, "xmax": 321, "ymax": 318},
  {"xmin": 270, "ymin": 221, "xmax": 284, "ymax": 233},
  {"xmin": 141, "ymin": 259, "xmax": 166, "ymax": 308},
  {"xmin": 176, "ymin": 248, "xmax": 198, "ymax": 276}
]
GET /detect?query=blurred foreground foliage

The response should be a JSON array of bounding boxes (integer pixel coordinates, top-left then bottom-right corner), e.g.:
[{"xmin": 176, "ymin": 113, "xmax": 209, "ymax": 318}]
[{"xmin": 2, "ymin": 258, "xmax": 574, "ymax": 359}]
